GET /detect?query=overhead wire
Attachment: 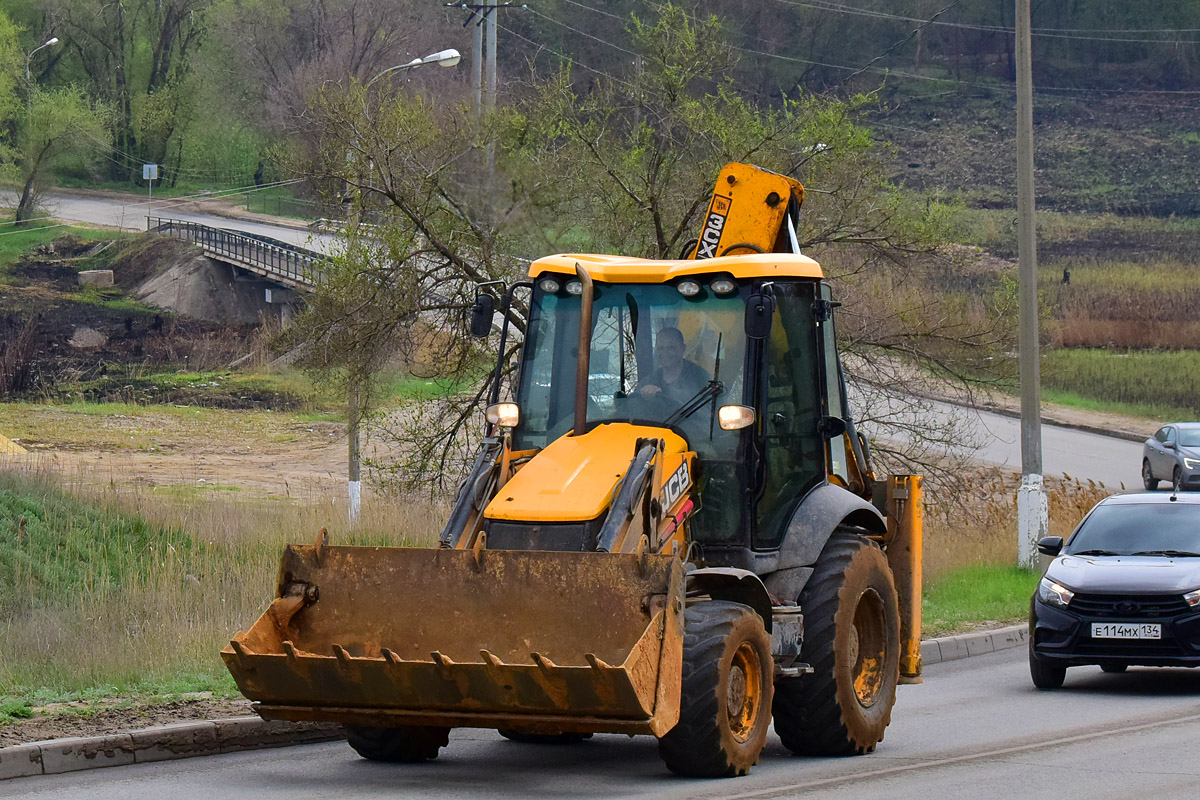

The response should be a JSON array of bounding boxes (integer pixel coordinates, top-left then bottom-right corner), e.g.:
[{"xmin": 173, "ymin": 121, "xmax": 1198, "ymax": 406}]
[{"xmin": 770, "ymin": 0, "xmax": 1200, "ymax": 43}]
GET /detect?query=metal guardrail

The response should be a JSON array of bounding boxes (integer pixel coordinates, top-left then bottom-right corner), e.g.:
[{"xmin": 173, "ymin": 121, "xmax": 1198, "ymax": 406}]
[{"xmin": 148, "ymin": 216, "xmax": 325, "ymax": 289}]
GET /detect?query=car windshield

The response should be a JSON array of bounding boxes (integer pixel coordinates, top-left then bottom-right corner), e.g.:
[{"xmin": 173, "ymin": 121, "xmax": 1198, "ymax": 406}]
[
  {"xmin": 1066, "ymin": 503, "xmax": 1200, "ymax": 556},
  {"xmin": 1179, "ymin": 429, "xmax": 1200, "ymax": 447}
]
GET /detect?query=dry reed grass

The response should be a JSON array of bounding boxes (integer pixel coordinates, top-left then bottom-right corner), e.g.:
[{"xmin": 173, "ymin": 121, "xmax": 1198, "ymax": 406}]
[
  {"xmin": 0, "ymin": 461, "xmax": 447, "ymax": 693},
  {"xmin": 924, "ymin": 468, "xmax": 1111, "ymax": 579}
]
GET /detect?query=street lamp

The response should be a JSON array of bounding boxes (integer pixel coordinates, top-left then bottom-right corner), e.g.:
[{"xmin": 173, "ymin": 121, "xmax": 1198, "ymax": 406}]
[
  {"xmin": 366, "ymin": 48, "xmax": 461, "ymax": 88},
  {"xmin": 25, "ymin": 37, "xmax": 59, "ymax": 81}
]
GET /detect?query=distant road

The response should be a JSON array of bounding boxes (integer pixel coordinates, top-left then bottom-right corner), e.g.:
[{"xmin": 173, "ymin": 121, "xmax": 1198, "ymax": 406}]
[
  {"xmin": 11, "ymin": 190, "xmax": 340, "ymax": 255},
  {"xmin": 871, "ymin": 397, "xmax": 1144, "ymax": 490}
]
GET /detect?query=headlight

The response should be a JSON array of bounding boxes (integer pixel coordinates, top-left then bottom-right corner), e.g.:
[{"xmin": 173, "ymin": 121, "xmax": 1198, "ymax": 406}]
[
  {"xmin": 1038, "ymin": 577, "xmax": 1074, "ymax": 608},
  {"xmin": 718, "ymin": 405, "xmax": 756, "ymax": 431},
  {"xmin": 485, "ymin": 402, "xmax": 520, "ymax": 428},
  {"xmin": 564, "ymin": 280, "xmax": 583, "ymax": 296},
  {"xmin": 1185, "ymin": 590, "xmax": 1200, "ymax": 607},
  {"xmin": 676, "ymin": 279, "xmax": 701, "ymax": 297},
  {"xmin": 1184, "ymin": 458, "xmax": 1200, "ymax": 470},
  {"xmin": 537, "ymin": 277, "xmax": 561, "ymax": 294}
]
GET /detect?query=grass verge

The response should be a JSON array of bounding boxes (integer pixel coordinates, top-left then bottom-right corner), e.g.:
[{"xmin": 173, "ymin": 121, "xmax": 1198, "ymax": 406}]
[{"xmin": 923, "ymin": 564, "xmax": 1038, "ymax": 638}]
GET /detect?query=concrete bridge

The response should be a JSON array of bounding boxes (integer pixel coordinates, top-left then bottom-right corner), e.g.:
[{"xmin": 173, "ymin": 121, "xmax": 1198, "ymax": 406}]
[{"xmin": 148, "ymin": 216, "xmax": 325, "ymax": 290}]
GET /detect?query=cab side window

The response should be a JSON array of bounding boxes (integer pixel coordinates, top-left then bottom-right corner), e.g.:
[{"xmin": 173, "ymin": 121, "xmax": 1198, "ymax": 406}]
[{"xmin": 1155, "ymin": 428, "xmax": 1169, "ymax": 444}]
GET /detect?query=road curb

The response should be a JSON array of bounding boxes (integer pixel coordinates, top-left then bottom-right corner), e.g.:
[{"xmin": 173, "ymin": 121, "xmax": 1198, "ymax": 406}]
[
  {"xmin": 920, "ymin": 623, "xmax": 1027, "ymax": 666},
  {"xmin": 0, "ymin": 717, "xmax": 342, "ymax": 780},
  {"xmin": 2, "ymin": 625, "xmax": 1028, "ymax": 780}
]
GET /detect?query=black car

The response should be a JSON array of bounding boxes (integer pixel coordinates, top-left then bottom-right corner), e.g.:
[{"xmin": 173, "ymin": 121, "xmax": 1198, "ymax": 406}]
[{"xmin": 1029, "ymin": 491, "xmax": 1200, "ymax": 688}]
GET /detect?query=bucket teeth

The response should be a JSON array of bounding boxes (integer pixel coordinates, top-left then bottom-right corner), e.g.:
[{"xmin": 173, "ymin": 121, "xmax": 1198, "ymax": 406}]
[
  {"xmin": 479, "ymin": 649, "xmax": 504, "ymax": 668},
  {"xmin": 381, "ymin": 648, "xmax": 404, "ymax": 665},
  {"xmin": 282, "ymin": 641, "xmax": 298, "ymax": 661},
  {"xmin": 585, "ymin": 653, "xmax": 613, "ymax": 670},
  {"xmin": 332, "ymin": 644, "xmax": 352, "ymax": 669},
  {"xmin": 531, "ymin": 652, "xmax": 558, "ymax": 672}
]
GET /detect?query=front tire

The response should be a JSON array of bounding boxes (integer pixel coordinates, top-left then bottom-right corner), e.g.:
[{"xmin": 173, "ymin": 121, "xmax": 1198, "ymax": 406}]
[
  {"xmin": 773, "ymin": 534, "xmax": 901, "ymax": 757},
  {"xmin": 1028, "ymin": 646, "xmax": 1066, "ymax": 689},
  {"xmin": 658, "ymin": 601, "xmax": 773, "ymax": 778},
  {"xmin": 1174, "ymin": 466, "xmax": 1183, "ymax": 492},
  {"xmin": 345, "ymin": 725, "xmax": 450, "ymax": 762},
  {"xmin": 1100, "ymin": 663, "xmax": 1128, "ymax": 674},
  {"xmin": 1142, "ymin": 460, "xmax": 1159, "ymax": 491}
]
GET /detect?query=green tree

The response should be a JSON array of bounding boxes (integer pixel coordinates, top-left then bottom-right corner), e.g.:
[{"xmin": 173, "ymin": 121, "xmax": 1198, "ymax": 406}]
[{"xmin": 15, "ymin": 85, "xmax": 110, "ymax": 223}]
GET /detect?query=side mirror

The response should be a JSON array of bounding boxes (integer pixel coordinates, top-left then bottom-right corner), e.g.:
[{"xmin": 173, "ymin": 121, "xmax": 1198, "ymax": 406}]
[
  {"xmin": 745, "ymin": 293, "xmax": 774, "ymax": 340},
  {"xmin": 817, "ymin": 415, "xmax": 847, "ymax": 440},
  {"xmin": 469, "ymin": 293, "xmax": 496, "ymax": 337},
  {"xmin": 1165, "ymin": 441, "xmax": 1176, "ymax": 450},
  {"xmin": 1037, "ymin": 536, "xmax": 1064, "ymax": 557}
]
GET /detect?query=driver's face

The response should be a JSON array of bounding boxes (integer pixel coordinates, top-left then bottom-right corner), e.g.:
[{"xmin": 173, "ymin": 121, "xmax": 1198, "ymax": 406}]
[{"xmin": 656, "ymin": 337, "xmax": 684, "ymax": 363}]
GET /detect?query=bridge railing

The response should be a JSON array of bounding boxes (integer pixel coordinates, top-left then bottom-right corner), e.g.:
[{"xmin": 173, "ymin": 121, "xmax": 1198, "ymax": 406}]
[{"xmin": 148, "ymin": 217, "xmax": 324, "ymax": 288}]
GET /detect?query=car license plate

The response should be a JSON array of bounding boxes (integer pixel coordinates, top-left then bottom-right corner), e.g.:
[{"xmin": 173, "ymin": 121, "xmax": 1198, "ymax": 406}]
[{"xmin": 1091, "ymin": 622, "xmax": 1161, "ymax": 640}]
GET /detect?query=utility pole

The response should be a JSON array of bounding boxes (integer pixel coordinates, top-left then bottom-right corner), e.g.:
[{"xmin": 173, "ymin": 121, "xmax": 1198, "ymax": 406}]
[
  {"xmin": 1015, "ymin": 0, "xmax": 1047, "ymax": 567},
  {"xmin": 485, "ymin": 0, "xmax": 498, "ymax": 111},
  {"xmin": 449, "ymin": 2, "xmax": 526, "ymax": 117},
  {"xmin": 472, "ymin": 7, "xmax": 484, "ymax": 116}
]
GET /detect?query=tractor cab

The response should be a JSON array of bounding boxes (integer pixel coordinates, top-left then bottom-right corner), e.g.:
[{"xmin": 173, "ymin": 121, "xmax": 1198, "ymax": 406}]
[{"xmin": 493, "ymin": 251, "xmax": 872, "ymax": 552}]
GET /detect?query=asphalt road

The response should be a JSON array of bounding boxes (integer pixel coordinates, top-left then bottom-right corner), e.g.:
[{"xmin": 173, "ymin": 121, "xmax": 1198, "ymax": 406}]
[
  {"xmin": 25, "ymin": 191, "xmax": 340, "ymax": 254},
  {"xmin": 9, "ymin": 649, "xmax": 1200, "ymax": 799},
  {"xmin": 935, "ymin": 401, "xmax": 1143, "ymax": 490}
]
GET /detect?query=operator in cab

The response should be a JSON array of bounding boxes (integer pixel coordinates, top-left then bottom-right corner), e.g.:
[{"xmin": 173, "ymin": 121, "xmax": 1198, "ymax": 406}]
[{"xmin": 638, "ymin": 327, "xmax": 710, "ymax": 405}]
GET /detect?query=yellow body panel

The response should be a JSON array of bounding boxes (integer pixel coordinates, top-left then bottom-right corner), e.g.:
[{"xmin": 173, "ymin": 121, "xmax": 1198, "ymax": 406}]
[
  {"xmin": 689, "ymin": 163, "xmax": 806, "ymax": 260},
  {"xmin": 530, "ymin": 251, "xmax": 822, "ymax": 282},
  {"xmin": 485, "ymin": 423, "xmax": 690, "ymax": 522}
]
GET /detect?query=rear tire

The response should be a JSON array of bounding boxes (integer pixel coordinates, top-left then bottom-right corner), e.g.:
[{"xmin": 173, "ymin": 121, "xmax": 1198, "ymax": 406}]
[
  {"xmin": 497, "ymin": 730, "xmax": 592, "ymax": 744},
  {"xmin": 1028, "ymin": 646, "xmax": 1066, "ymax": 689},
  {"xmin": 1100, "ymin": 663, "xmax": 1128, "ymax": 674},
  {"xmin": 1142, "ymin": 460, "xmax": 1159, "ymax": 491},
  {"xmin": 773, "ymin": 534, "xmax": 900, "ymax": 757},
  {"xmin": 657, "ymin": 600, "xmax": 773, "ymax": 778},
  {"xmin": 345, "ymin": 724, "xmax": 450, "ymax": 762}
]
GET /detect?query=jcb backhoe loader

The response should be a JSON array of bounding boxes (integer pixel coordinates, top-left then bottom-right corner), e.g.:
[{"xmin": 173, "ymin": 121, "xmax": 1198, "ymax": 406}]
[{"xmin": 224, "ymin": 163, "xmax": 923, "ymax": 778}]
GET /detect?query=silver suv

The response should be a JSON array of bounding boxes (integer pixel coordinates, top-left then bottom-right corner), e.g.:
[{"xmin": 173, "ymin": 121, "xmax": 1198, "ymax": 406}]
[{"xmin": 1143, "ymin": 423, "xmax": 1200, "ymax": 491}]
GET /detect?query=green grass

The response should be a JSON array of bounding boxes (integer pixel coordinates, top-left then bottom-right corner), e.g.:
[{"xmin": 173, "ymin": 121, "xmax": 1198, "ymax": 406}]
[
  {"xmin": 1042, "ymin": 349, "xmax": 1200, "ymax": 421},
  {"xmin": 923, "ymin": 564, "xmax": 1039, "ymax": 637},
  {"xmin": 0, "ymin": 219, "xmax": 114, "ymax": 277},
  {"xmin": 382, "ymin": 374, "xmax": 474, "ymax": 403}
]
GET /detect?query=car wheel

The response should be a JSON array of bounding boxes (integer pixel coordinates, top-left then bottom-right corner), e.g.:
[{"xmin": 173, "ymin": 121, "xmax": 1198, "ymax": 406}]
[
  {"xmin": 1028, "ymin": 644, "xmax": 1066, "ymax": 689},
  {"xmin": 1100, "ymin": 664, "xmax": 1127, "ymax": 674},
  {"xmin": 1174, "ymin": 466, "xmax": 1183, "ymax": 492},
  {"xmin": 1142, "ymin": 460, "xmax": 1159, "ymax": 491}
]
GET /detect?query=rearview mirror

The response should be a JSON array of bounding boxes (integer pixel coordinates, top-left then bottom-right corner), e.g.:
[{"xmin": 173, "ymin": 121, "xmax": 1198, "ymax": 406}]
[
  {"xmin": 1037, "ymin": 536, "xmax": 1064, "ymax": 556},
  {"xmin": 470, "ymin": 293, "xmax": 496, "ymax": 337},
  {"xmin": 745, "ymin": 293, "xmax": 774, "ymax": 340},
  {"xmin": 1165, "ymin": 441, "xmax": 1176, "ymax": 450},
  {"xmin": 817, "ymin": 416, "xmax": 847, "ymax": 440}
]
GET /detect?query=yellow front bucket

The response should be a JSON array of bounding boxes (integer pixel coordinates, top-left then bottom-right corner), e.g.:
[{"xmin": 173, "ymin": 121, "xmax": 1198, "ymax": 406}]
[{"xmin": 223, "ymin": 543, "xmax": 686, "ymax": 736}]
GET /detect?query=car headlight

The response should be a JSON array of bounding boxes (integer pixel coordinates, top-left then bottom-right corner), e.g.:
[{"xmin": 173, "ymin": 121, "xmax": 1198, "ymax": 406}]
[
  {"xmin": 1038, "ymin": 577, "xmax": 1075, "ymax": 608},
  {"xmin": 1184, "ymin": 457, "xmax": 1200, "ymax": 470},
  {"xmin": 1185, "ymin": 590, "xmax": 1200, "ymax": 607}
]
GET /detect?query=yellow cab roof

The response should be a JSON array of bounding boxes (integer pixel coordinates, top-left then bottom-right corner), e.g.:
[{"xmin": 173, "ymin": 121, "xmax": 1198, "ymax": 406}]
[{"xmin": 529, "ymin": 252, "xmax": 824, "ymax": 282}]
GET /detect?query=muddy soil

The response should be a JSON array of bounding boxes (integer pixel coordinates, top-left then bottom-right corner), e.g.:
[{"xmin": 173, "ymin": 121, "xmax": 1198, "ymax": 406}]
[{"xmin": 0, "ymin": 697, "xmax": 254, "ymax": 747}]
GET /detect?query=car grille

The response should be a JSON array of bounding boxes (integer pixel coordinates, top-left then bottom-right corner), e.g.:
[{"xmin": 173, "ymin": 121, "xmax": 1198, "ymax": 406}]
[{"xmin": 1070, "ymin": 593, "xmax": 1192, "ymax": 618}]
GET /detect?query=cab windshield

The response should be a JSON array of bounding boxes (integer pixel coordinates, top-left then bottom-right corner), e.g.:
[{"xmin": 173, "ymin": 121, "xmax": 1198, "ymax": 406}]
[{"xmin": 512, "ymin": 280, "xmax": 749, "ymax": 459}]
